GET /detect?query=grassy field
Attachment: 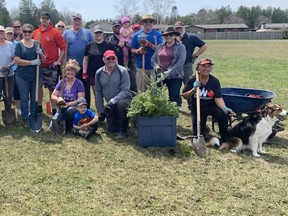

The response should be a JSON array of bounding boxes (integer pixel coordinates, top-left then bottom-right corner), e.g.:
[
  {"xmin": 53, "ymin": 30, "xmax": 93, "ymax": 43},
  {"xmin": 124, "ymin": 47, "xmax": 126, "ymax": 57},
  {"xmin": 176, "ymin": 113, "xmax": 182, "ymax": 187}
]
[{"xmin": 0, "ymin": 40, "xmax": 288, "ymax": 216}]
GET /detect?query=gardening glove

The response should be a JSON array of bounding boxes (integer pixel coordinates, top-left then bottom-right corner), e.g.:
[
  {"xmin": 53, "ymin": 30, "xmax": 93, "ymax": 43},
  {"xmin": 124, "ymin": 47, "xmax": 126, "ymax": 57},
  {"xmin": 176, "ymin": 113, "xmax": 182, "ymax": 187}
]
[
  {"xmin": 163, "ymin": 71, "xmax": 171, "ymax": 80},
  {"xmin": 154, "ymin": 65, "xmax": 162, "ymax": 74},
  {"xmin": 135, "ymin": 47, "xmax": 147, "ymax": 55},
  {"xmin": 36, "ymin": 48, "xmax": 44, "ymax": 56},
  {"xmin": 104, "ymin": 101, "xmax": 117, "ymax": 114},
  {"xmin": 193, "ymin": 81, "xmax": 201, "ymax": 91},
  {"xmin": 222, "ymin": 106, "xmax": 235, "ymax": 116},
  {"xmin": 57, "ymin": 97, "xmax": 67, "ymax": 108},
  {"xmin": 192, "ymin": 54, "xmax": 198, "ymax": 64},
  {"xmin": 139, "ymin": 39, "xmax": 153, "ymax": 48},
  {"xmin": 99, "ymin": 113, "xmax": 106, "ymax": 122},
  {"xmin": 30, "ymin": 59, "xmax": 41, "ymax": 66},
  {"xmin": 0, "ymin": 65, "xmax": 11, "ymax": 75}
]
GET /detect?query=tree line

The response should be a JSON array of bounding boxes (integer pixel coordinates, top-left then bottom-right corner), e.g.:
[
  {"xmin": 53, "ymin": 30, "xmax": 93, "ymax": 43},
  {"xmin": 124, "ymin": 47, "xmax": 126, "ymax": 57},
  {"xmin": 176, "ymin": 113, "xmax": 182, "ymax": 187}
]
[{"xmin": 1, "ymin": 0, "xmax": 288, "ymax": 30}]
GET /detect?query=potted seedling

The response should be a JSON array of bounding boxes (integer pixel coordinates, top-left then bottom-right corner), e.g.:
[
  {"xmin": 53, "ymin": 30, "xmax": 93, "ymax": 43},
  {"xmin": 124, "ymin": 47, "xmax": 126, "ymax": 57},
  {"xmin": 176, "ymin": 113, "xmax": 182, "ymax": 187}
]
[{"xmin": 128, "ymin": 76, "xmax": 179, "ymax": 147}]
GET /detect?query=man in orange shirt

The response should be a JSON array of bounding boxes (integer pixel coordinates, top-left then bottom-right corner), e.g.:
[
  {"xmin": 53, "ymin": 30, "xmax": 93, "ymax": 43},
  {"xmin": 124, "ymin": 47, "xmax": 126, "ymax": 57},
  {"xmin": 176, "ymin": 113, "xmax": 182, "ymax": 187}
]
[{"xmin": 33, "ymin": 12, "xmax": 66, "ymax": 115}]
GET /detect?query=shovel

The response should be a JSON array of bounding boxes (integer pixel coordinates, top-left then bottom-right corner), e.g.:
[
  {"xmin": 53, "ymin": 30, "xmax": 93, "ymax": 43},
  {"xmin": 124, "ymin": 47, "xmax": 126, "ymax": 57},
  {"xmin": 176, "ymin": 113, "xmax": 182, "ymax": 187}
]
[
  {"xmin": 192, "ymin": 70, "xmax": 206, "ymax": 158},
  {"xmin": 2, "ymin": 72, "xmax": 16, "ymax": 125},
  {"xmin": 29, "ymin": 34, "xmax": 43, "ymax": 132}
]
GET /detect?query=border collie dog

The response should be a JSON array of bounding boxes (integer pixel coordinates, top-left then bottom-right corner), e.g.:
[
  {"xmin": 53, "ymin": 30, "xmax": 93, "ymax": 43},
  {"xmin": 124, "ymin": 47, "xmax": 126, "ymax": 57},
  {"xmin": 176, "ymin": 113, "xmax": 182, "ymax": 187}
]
[{"xmin": 219, "ymin": 103, "xmax": 287, "ymax": 157}]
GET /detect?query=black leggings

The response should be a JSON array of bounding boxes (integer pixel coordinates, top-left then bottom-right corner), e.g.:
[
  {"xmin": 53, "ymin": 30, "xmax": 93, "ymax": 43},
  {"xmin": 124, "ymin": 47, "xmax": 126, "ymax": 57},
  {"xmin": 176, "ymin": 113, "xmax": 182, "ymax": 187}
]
[{"xmin": 191, "ymin": 103, "xmax": 228, "ymax": 138}]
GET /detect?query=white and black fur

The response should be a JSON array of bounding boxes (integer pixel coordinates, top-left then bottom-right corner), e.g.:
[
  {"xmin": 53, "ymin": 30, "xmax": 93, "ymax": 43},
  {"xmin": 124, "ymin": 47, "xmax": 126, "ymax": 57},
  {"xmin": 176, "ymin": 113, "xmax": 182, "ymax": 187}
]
[{"xmin": 215, "ymin": 103, "xmax": 287, "ymax": 157}]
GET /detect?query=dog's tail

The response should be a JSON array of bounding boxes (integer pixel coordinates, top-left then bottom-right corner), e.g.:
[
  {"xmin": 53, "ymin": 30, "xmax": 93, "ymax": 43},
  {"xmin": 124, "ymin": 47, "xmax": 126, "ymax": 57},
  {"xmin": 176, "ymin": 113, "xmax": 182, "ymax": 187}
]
[{"xmin": 220, "ymin": 137, "xmax": 243, "ymax": 153}]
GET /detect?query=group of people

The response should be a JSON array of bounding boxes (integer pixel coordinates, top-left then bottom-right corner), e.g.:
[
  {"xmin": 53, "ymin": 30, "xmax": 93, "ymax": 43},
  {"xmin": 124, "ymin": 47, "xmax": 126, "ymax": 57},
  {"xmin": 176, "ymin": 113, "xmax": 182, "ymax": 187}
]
[{"xmin": 0, "ymin": 11, "xmax": 234, "ymax": 141}]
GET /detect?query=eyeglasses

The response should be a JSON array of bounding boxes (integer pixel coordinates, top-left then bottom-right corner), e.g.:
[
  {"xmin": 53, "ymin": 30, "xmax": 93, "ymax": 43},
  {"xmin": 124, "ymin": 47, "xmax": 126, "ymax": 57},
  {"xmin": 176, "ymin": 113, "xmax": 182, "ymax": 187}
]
[
  {"xmin": 106, "ymin": 57, "xmax": 116, "ymax": 61},
  {"xmin": 57, "ymin": 25, "xmax": 65, "ymax": 28},
  {"xmin": 23, "ymin": 30, "xmax": 33, "ymax": 34},
  {"xmin": 144, "ymin": 20, "xmax": 154, "ymax": 24},
  {"xmin": 14, "ymin": 26, "xmax": 21, "ymax": 28},
  {"xmin": 164, "ymin": 33, "xmax": 175, "ymax": 37}
]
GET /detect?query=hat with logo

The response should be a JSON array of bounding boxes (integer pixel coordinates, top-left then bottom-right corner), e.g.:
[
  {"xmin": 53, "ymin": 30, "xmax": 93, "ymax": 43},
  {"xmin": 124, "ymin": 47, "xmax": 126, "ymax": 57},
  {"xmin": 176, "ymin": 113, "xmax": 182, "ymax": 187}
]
[
  {"xmin": 112, "ymin": 20, "xmax": 121, "ymax": 27},
  {"xmin": 93, "ymin": 25, "xmax": 104, "ymax": 33},
  {"xmin": 140, "ymin": 14, "xmax": 157, "ymax": 25},
  {"xmin": 41, "ymin": 12, "xmax": 51, "ymax": 19},
  {"xmin": 103, "ymin": 50, "xmax": 116, "ymax": 59},
  {"xmin": 174, "ymin": 21, "xmax": 185, "ymax": 28},
  {"xmin": 77, "ymin": 97, "xmax": 88, "ymax": 107},
  {"xmin": 5, "ymin": 27, "xmax": 14, "ymax": 34},
  {"xmin": 73, "ymin": 13, "xmax": 82, "ymax": 19},
  {"xmin": 0, "ymin": 25, "xmax": 5, "ymax": 32}
]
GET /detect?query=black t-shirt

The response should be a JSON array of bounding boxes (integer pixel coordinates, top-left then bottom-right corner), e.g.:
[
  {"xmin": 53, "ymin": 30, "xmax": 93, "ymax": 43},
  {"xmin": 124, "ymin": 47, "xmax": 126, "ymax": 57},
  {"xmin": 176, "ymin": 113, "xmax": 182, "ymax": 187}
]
[
  {"xmin": 183, "ymin": 74, "xmax": 222, "ymax": 108},
  {"xmin": 84, "ymin": 40, "xmax": 116, "ymax": 76}
]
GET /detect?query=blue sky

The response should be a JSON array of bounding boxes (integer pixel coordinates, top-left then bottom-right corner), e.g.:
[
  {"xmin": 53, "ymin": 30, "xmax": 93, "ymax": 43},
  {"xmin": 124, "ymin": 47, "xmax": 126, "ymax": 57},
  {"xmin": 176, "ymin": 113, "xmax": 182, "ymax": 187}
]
[{"xmin": 7, "ymin": 0, "xmax": 288, "ymax": 21}]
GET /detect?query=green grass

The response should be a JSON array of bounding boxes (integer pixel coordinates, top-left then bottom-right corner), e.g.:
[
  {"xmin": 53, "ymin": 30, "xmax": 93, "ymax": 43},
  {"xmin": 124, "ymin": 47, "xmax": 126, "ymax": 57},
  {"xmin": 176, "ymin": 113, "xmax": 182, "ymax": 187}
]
[{"xmin": 0, "ymin": 40, "xmax": 288, "ymax": 216}]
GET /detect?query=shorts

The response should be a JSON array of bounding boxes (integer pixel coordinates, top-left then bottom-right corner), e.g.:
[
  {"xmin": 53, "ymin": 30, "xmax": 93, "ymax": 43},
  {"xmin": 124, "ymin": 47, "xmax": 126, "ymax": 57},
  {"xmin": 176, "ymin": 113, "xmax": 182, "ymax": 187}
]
[
  {"xmin": 88, "ymin": 75, "xmax": 95, "ymax": 86},
  {"xmin": 42, "ymin": 67, "xmax": 59, "ymax": 91}
]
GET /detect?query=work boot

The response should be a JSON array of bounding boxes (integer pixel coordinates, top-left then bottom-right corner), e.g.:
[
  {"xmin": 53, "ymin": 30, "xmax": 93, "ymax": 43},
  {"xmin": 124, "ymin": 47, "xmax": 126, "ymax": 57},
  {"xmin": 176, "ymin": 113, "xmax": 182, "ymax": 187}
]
[{"xmin": 115, "ymin": 131, "xmax": 128, "ymax": 139}]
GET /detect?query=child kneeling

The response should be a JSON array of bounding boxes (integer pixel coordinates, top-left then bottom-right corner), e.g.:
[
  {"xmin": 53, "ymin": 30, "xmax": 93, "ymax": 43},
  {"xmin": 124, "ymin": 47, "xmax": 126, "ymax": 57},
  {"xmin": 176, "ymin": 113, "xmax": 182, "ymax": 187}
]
[{"xmin": 72, "ymin": 98, "xmax": 98, "ymax": 140}]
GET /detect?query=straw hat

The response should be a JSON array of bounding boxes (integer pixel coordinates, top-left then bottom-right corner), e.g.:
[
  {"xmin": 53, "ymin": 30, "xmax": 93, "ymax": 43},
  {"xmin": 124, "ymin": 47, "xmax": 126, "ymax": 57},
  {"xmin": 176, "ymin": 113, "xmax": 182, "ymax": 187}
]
[{"xmin": 140, "ymin": 14, "xmax": 157, "ymax": 25}]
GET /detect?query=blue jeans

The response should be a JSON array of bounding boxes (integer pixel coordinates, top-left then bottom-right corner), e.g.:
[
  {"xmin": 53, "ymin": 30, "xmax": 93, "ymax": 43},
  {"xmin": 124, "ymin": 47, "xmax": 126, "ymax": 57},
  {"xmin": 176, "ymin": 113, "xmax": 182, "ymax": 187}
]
[{"xmin": 15, "ymin": 76, "xmax": 42, "ymax": 120}]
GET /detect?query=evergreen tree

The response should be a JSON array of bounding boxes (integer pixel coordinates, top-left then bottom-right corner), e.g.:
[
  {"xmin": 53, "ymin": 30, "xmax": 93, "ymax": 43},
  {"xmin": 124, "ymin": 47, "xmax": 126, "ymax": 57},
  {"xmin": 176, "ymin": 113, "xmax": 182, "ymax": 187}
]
[
  {"xmin": 0, "ymin": 0, "xmax": 11, "ymax": 26},
  {"xmin": 18, "ymin": 0, "xmax": 39, "ymax": 28},
  {"xmin": 39, "ymin": 0, "xmax": 63, "ymax": 25}
]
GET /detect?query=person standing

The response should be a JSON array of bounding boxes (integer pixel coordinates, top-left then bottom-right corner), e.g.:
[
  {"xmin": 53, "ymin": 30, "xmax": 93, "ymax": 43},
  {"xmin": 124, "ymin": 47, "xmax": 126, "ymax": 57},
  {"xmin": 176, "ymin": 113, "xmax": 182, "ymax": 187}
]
[
  {"xmin": 151, "ymin": 26, "xmax": 186, "ymax": 106},
  {"xmin": 0, "ymin": 25, "xmax": 15, "ymax": 119},
  {"xmin": 174, "ymin": 21, "xmax": 207, "ymax": 109},
  {"xmin": 55, "ymin": 21, "xmax": 66, "ymax": 34},
  {"xmin": 131, "ymin": 14, "xmax": 162, "ymax": 92},
  {"xmin": 95, "ymin": 50, "xmax": 132, "ymax": 139},
  {"xmin": 82, "ymin": 25, "xmax": 116, "ymax": 110},
  {"xmin": 5, "ymin": 27, "xmax": 21, "ymax": 116},
  {"xmin": 12, "ymin": 20, "xmax": 23, "ymax": 42},
  {"xmin": 14, "ymin": 23, "xmax": 46, "ymax": 125},
  {"xmin": 63, "ymin": 13, "xmax": 93, "ymax": 107},
  {"xmin": 33, "ymin": 12, "xmax": 66, "ymax": 115},
  {"xmin": 106, "ymin": 20, "xmax": 137, "ymax": 93}
]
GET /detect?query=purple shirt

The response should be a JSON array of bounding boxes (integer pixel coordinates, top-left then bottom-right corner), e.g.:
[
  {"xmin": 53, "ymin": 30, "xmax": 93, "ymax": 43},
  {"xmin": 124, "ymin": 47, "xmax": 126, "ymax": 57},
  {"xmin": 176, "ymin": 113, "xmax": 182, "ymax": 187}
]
[
  {"xmin": 159, "ymin": 44, "xmax": 175, "ymax": 70},
  {"xmin": 55, "ymin": 78, "xmax": 85, "ymax": 102}
]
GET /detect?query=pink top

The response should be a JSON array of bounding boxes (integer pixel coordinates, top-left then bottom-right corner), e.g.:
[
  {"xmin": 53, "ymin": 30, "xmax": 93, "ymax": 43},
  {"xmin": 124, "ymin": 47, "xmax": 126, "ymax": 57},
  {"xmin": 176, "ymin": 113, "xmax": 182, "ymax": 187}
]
[
  {"xmin": 120, "ymin": 27, "xmax": 133, "ymax": 43},
  {"xmin": 159, "ymin": 44, "xmax": 175, "ymax": 70}
]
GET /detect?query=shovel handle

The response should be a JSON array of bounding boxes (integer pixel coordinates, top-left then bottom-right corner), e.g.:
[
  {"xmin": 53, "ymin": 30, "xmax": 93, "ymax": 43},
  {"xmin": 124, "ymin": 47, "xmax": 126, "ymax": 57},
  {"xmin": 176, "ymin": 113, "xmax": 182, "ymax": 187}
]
[
  {"xmin": 196, "ymin": 70, "xmax": 201, "ymax": 137},
  {"xmin": 35, "ymin": 34, "xmax": 40, "ymax": 102},
  {"xmin": 141, "ymin": 53, "xmax": 145, "ymax": 92}
]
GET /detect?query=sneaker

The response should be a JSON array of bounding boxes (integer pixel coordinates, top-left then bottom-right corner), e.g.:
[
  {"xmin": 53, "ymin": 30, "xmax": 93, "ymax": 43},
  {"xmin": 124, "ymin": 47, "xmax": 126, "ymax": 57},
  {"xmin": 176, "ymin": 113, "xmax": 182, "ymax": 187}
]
[
  {"xmin": 37, "ymin": 106, "xmax": 43, "ymax": 113},
  {"xmin": 115, "ymin": 131, "xmax": 128, "ymax": 139},
  {"xmin": 85, "ymin": 129, "xmax": 95, "ymax": 140}
]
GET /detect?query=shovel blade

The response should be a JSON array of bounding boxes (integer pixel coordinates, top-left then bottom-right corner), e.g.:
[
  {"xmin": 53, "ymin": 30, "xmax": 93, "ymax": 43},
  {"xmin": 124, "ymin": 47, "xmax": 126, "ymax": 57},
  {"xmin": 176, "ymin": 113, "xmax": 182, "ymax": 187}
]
[
  {"xmin": 192, "ymin": 135, "xmax": 206, "ymax": 158},
  {"xmin": 2, "ymin": 109, "xmax": 16, "ymax": 125},
  {"xmin": 29, "ymin": 114, "xmax": 43, "ymax": 132}
]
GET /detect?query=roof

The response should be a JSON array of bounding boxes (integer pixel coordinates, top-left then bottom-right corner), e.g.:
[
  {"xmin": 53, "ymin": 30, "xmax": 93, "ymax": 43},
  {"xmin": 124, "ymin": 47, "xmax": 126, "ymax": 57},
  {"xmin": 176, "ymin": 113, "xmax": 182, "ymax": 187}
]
[
  {"xmin": 190, "ymin": 24, "xmax": 249, "ymax": 29},
  {"xmin": 261, "ymin": 23, "xmax": 288, "ymax": 29}
]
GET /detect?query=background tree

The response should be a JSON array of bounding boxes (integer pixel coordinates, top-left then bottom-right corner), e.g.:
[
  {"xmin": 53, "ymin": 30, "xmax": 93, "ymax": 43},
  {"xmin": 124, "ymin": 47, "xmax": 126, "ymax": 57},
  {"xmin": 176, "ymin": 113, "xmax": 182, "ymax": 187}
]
[
  {"xmin": 18, "ymin": 0, "xmax": 39, "ymax": 27},
  {"xmin": 114, "ymin": 0, "xmax": 139, "ymax": 20},
  {"xmin": 271, "ymin": 7, "xmax": 288, "ymax": 23},
  {"xmin": 39, "ymin": 0, "xmax": 63, "ymax": 25},
  {"xmin": 9, "ymin": 7, "xmax": 19, "ymax": 22},
  {"xmin": 169, "ymin": 5, "xmax": 178, "ymax": 24},
  {"xmin": 215, "ymin": 5, "xmax": 232, "ymax": 24},
  {"xmin": 59, "ymin": 7, "xmax": 74, "ymax": 26},
  {"xmin": 236, "ymin": 5, "xmax": 262, "ymax": 29},
  {"xmin": 0, "ymin": 0, "xmax": 11, "ymax": 26},
  {"xmin": 144, "ymin": 0, "xmax": 175, "ymax": 24}
]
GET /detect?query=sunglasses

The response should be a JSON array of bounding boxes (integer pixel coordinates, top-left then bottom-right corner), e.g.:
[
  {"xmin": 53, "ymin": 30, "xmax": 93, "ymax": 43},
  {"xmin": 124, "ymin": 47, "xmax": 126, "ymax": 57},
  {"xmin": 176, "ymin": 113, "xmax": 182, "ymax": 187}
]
[
  {"xmin": 164, "ymin": 33, "xmax": 175, "ymax": 37},
  {"xmin": 144, "ymin": 20, "xmax": 154, "ymax": 24},
  {"xmin": 57, "ymin": 25, "xmax": 65, "ymax": 28},
  {"xmin": 23, "ymin": 30, "xmax": 33, "ymax": 34},
  {"xmin": 106, "ymin": 57, "xmax": 116, "ymax": 61},
  {"xmin": 14, "ymin": 26, "xmax": 21, "ymax": 28}
]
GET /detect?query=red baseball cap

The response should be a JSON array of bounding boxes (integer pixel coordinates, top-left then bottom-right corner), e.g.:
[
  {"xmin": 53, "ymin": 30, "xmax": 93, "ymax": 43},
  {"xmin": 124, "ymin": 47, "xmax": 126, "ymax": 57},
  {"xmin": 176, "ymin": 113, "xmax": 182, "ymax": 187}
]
[
  {"xmin": 103, "ymin": 50, "xmax": 116, "ymax": 58},
  {"xmin": 132, "ymin": 23, "xmax": 141, "ymax": 30}
]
